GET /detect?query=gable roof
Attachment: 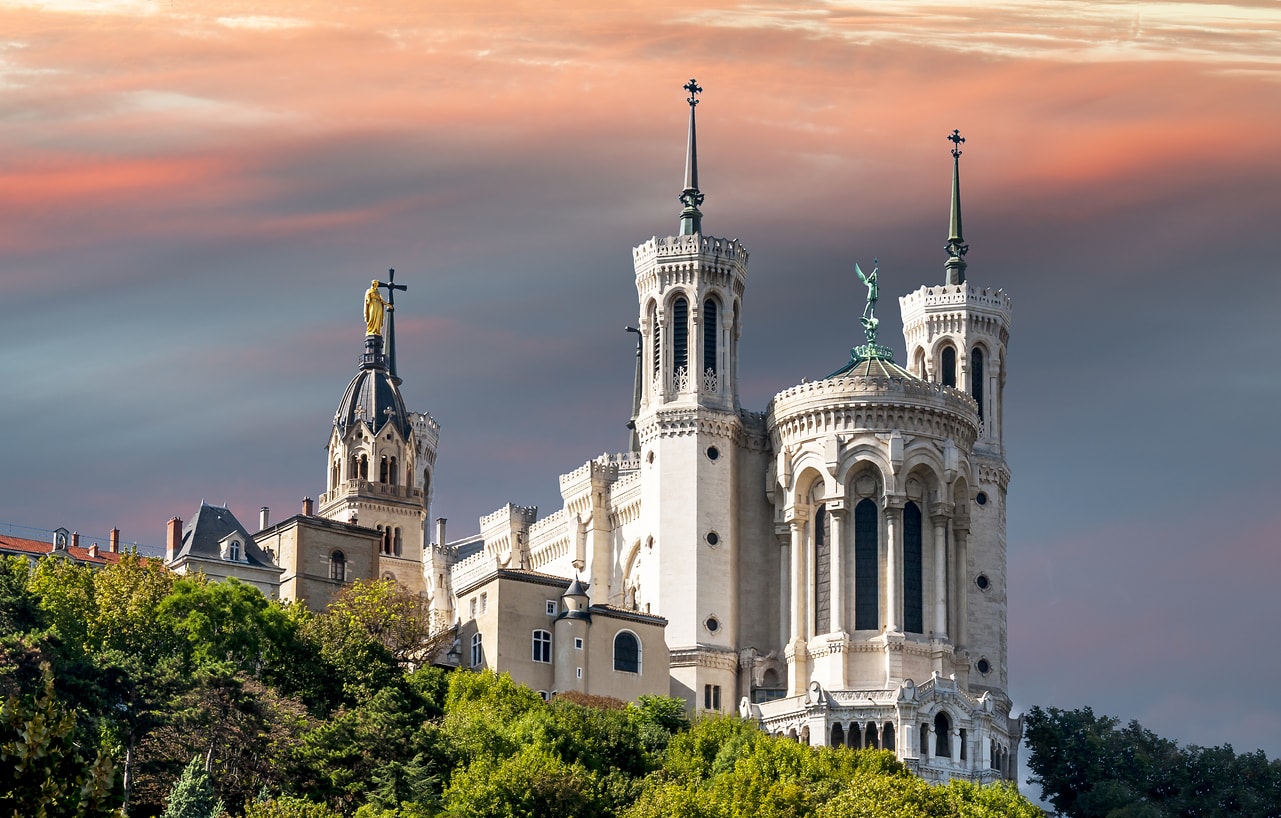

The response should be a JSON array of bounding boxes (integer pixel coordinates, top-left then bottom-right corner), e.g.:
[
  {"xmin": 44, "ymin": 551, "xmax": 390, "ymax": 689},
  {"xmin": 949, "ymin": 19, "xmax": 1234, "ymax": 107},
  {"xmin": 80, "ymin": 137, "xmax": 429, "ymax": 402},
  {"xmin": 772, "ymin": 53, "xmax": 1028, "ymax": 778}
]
[
  {"xmin": 0, "ymin": 533, "xmax": 125, "ymax": 567},
  {"xmin": 174, "ymin": 503, "xmax": 276, "ymax": 568}
]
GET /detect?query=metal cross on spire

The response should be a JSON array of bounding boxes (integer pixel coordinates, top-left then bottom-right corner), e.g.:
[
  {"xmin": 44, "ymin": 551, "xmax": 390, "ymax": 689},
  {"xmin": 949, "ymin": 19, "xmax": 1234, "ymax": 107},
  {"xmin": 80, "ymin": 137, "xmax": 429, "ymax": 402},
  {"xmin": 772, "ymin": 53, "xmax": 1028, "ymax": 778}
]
[
  {"xmin": 377, "ymin": 268, "xmax": 408, "ymax": 384},
  {"xmin": 684, "ymin": 78, "xmax": 702, "ymax": 106},
  {"xmin": 945, "ymin": 130, "xmax": 969, "ymax": 284},
  {"xmin": 679, "ymin": 78, "xmax": 705, "ymax": 235},
  {"xmin": 948, "ymin": 128, "xmax": 965, "ymax": 158}
]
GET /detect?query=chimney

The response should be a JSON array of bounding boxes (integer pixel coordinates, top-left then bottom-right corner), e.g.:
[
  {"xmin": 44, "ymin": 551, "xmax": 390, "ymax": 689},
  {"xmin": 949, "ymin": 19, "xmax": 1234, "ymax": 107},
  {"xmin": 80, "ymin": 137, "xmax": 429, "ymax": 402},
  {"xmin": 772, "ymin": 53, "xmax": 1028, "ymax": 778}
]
[
  {"xmin": 71, "ymin": 532, "xmax": 80, "ymax": 549},
  {"xmin": 87, "ymin": 543, "xmax": 99, "ymax": 558},
  {"xmin": 109, "ymin": 528, "xmax": 120, "ymax": 553},
  {"xmin": 166, "ymin": 517, "xmax": 182, "ymax": 563},
  {"xmin": 302, "ymin": 496, "xmax": 314, "ymax": 516},
  {"xmin": 435, "ymin": 517, "xmax": 447, "ymax": 548},
  {"xmin": 259, "ymin": 506, "xmax": 270, "ymax": 530}
]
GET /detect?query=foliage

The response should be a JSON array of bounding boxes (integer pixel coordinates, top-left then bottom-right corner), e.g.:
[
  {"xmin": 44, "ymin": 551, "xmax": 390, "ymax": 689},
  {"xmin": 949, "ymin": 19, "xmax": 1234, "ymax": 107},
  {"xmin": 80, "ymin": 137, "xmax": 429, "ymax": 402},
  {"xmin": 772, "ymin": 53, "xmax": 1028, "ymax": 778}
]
[
  {"xmin": 242, "ymin": 796, "xmax": 343, "ymax": 818},
  {"xmin": 0, "ymin": 664, "xmax": 121, "ymax": 818},
  {"xmin": 1024, "ymin": 704, "xmax": 1281, "ymax": 818},
  {"xmin": 161, "ymin": 756, "xmax": 225, "ymax": 818}
]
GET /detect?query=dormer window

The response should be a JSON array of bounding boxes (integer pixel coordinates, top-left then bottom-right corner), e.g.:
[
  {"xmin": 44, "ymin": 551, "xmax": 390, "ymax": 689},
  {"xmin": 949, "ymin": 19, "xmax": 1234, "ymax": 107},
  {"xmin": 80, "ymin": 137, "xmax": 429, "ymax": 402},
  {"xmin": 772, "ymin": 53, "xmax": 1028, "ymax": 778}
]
[{"xmin": 228, "ymin": 540, "xmax": 242, "ymax": 561}]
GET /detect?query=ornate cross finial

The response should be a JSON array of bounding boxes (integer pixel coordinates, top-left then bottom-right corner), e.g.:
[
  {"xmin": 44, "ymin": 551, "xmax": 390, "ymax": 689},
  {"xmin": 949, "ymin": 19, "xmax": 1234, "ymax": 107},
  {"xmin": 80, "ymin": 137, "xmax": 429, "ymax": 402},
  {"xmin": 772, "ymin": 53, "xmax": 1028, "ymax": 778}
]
[
  {"xmin": 376, "ymin": 268, "xmax": 409, "ymax": 384},
  {"xmin": 948, "ymin": 129, "xmax": 965, "ymax": 158},
  {"xmin": 684, "ymin": 78, "xmax": 702, "ymax": 107}
]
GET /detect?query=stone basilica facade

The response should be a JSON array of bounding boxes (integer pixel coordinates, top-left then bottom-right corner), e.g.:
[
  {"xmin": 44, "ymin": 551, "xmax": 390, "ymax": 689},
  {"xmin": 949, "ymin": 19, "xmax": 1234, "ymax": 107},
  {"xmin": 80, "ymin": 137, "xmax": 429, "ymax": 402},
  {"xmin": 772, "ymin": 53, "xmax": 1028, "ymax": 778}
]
[{"xmin": 172, "ymin": 84, "xmax": 1020, "ymax": 785}]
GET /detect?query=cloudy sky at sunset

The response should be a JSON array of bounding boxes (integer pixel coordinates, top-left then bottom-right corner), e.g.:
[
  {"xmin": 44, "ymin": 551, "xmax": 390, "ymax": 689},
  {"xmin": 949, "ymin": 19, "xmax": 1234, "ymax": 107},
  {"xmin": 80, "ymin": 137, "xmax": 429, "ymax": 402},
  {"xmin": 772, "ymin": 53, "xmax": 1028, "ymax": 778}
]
[{"xmin": 2, "ymin": 0, "xmax": 1278, "ymax": 777}]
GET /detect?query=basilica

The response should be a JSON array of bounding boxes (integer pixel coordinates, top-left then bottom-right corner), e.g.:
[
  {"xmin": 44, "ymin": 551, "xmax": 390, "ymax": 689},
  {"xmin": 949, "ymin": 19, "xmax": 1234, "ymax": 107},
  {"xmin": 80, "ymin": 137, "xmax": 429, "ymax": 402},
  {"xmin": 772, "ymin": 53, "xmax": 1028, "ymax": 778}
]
[{"xmin": 165, "ymin": 82, "xmax": 1019, "ymax": 784}]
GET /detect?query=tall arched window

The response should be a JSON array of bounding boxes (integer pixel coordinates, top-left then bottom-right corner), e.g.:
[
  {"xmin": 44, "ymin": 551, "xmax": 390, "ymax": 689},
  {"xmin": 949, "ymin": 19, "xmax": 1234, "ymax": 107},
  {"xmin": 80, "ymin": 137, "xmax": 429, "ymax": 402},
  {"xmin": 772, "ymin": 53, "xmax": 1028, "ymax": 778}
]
[
  {"xmin": 904, "ymin": 501, "xmax": 923, "ymax": 634},
  {"xmin": 883, "ymin": 722, "xmax": 895, "ymax": 751},
  {"xmin": 813, "ymin": 504, "xmax": 830, "ymax": 633},
  {"xmin": 672, "ymin": 297, "xmax": 689, "ymax": 382},
  {"xmin": 377, "ymin": 525, "xmax": 389, "ymax": 555},
  {"xmin": 854, "ymin": 498, "xmax": 879, "ymax": 631},
  {"xmin": 471, "ymin": 633, "xmax": 483, "ymax": 668},
  {"xmin": 970, "ymin": 347, "xmax": 985, "ymax": 421},
  {"xmin": 941, "ymin": 346, "xmax": 957, "ymax": 387},
  {"xmin": 379, "ymin": 455, "xmax": 389, "ymax": 484},
  {"xmin": 393, "ymin": 527, "xmax": 402, "ymax": 557},
  {"xmin": 702, "ymin": 298, "xmax": 718, "ymax": 377},
  {"xmin": 650, "ymin": 303, "xmax": 661, "ymax": 378},
  {"xmin": 331, "ymin": 460, "xmax": 339, "ymax": 489},
  {"xmin": 934, "ymin": 712, "xmax": 952, "ymax": 758},
  {"xmin": 359, "ymin": 454, "xmax": 369, "ymax": 480},
  {"xmin": 389, "ymin": 456, "xmax": 398, "ymax": 486},
  {"xmin": 330, "ymin": 550, "xmax": 346, "ymax": 581},
  {"xmin": 613, "ymin": 631, "xmax": 640, "ymax": 673}
]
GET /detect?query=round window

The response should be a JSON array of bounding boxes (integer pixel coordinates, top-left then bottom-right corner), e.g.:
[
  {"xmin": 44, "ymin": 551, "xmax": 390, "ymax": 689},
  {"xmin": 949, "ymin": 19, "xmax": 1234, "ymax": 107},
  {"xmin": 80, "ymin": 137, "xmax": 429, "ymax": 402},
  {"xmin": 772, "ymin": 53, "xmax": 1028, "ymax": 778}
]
[
  {"xmin": 706, "ymin": 446, "xmax": 720, "ymax": 461},
  {"xmin": 706, "ymin": 531, "xmax": 720, "ymax": 546},
  {"xmin": 705, "ymin": 616, "xmax": 721, "ymax": 633},
  {"xmin": 976, "ymin": 658, "xmax": 991, "ymax": 675},
  {"xmin": 975, "ymin": 574, "xmax": 990, "ymax": 591},
  {"xmin": 976, "ymin": 491, "xmax": 988, "ymax": 506}
]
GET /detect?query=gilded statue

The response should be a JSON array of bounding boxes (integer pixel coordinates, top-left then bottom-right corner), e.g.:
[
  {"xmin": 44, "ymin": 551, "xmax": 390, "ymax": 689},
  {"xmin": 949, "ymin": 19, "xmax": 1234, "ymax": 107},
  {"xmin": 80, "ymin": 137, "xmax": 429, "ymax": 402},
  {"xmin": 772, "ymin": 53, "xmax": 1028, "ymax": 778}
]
[{"xmin": 364, "ymin": 279, "xmax": 389, "ymax": 336}]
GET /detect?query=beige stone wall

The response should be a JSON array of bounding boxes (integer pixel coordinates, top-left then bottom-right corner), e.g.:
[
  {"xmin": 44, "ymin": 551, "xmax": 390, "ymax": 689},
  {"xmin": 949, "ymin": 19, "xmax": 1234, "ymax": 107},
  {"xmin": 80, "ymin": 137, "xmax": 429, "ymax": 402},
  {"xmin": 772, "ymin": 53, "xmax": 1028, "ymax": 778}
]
[{"xmin": 258, "ymin": 518, "xmax": 379, "ymax": 612}]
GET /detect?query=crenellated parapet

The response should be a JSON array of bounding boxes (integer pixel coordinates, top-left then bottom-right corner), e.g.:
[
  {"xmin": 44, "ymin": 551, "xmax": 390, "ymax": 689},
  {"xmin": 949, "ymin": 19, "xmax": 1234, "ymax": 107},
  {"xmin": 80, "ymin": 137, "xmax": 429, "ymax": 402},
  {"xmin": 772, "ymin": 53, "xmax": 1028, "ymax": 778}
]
[
  {"xmin": 633, "ymin": 234, "xmax": 749, "ymax": 299},
  {"xmin": 899, "ymin": 284, "xmax": 1012, "ymax": 352}
]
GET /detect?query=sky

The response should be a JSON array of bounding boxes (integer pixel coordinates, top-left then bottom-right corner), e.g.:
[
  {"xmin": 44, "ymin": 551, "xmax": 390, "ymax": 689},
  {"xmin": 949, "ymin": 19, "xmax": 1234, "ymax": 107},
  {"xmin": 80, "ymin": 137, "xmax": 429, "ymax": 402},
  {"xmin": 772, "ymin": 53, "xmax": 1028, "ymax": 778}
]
[{"xmin": 1, "ymin": 0, "xmax": 1279, "ymax": 778}]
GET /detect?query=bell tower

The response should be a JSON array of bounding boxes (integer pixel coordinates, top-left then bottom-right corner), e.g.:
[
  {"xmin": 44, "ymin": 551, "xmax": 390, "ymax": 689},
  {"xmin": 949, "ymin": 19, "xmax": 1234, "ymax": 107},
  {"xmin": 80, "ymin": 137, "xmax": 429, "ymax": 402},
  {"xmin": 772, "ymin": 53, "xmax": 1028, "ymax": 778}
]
[
  {"xmin": 632, "ymin": 80, "xmax": 749, "ymax": 709},
  {"xmin": 317, "ymin": 272, "xmax": 434, "ymax": 597},
  {"xmin": 899, "ymin": 133, "xmax": 1012, "ymax": 695}
]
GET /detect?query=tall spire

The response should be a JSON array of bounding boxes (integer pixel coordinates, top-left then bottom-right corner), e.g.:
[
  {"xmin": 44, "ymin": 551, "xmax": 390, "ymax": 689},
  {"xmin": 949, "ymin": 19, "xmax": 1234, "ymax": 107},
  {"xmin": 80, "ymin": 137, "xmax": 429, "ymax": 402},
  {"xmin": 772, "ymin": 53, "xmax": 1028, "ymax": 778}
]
[
  {"xmin": 378, "ymin": 269, "xmax": 407, "ymax": 385},
  {"xmin": 678, "ymin": 78, "xmax": 705, "ymax": 236},
  {"xmin": 945, "ymin": 129, "xmax": 969, "ymax": 285}
]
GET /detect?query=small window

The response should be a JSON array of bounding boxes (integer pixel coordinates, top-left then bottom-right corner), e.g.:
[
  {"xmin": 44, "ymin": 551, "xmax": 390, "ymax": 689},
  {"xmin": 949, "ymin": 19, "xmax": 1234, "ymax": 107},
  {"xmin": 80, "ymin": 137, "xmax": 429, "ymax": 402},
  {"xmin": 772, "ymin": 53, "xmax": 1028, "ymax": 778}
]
[
  {"xmin": 576, "ymin": 667, "xmax": 583, "ymax": 679},
  {"xmin": 480, "ymin": 592, "xmax": 488, "ymax": 614},
  {"xmin": 705, "ymin": 531, "xmax": 719, "ymax": 546},
  {"xmin": 975, "ymin": 574, "xmax": 991, "ymax": 591},
  {"xmin": 469, "ymin": 597, "xmax": 477, "ymax": 619},
  {"xmin": 532, "ymin": 630, "xmax": 552, "ymax": 663},
  {"xmin": 613, "ymin": 631, "xmax": 640, "ymax": 673},
  {"xmin": 976, "ymin": 491, "xmax": 988, "ymax": 506},
  {"xmin": 471, "ymin": 633, "xmax": 483, "ymax": 668},
  {"xmin": 330, "ymin": 550, "xmax": 346, "ymax": 581},
  {"xmin": 703, "ymin": 684, "xmax": 721, "ymax": 710},
  {"xmin": 976, "ymin": 657, "xmax": 991, "ymax": 675},
  {"xmin": 538, "ymin": 690, "xmax": 549, "ymax": 702},
  {"xmin": 228, "ymin": 540, "xmax": 241, "ymax": 561},
  {"xmin": 706, "ymin": 446, "xmax": 720, "ymax": 461},
  {"xmin": 704, "ymin": 616, "xmax": 720, "ymax": 633},
  {"xmin": 546, "ymin": 600, "xmax": 557, "ymax": 616},
  {"xmin": 574, "ymin": 637, "xmax": 583, "ymax": 650}
]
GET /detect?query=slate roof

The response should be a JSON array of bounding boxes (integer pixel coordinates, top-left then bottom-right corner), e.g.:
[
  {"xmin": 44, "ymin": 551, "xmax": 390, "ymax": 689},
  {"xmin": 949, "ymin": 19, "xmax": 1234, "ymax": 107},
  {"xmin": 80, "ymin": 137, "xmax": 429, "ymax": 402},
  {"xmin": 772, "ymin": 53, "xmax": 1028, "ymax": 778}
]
[
  {"xmin": 826, "ymin": 354, "xmax": 919, "ymax": 381},
  {"xmin": 174, "ymin": 503, "xmax": 276, "ymax": 568},
  {"xmin": 333, "ymin": 336, "xmax": 413, "ymax": 438}
]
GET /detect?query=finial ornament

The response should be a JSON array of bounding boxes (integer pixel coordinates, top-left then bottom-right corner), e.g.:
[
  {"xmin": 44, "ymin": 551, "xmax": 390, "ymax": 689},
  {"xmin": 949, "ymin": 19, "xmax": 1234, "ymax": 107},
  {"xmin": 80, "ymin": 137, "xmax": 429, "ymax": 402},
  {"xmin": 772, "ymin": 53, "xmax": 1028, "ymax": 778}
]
[
  {"xmin": 678, "ymin": 78, "xmax": 705, "ymax": 235},
  {"xmin": 856, "ymin": 259, "xmax": 881, "ymax": 344},
  {"xmin": 684, "ymin": 78, "xmax": 702, "ymax": 106},
  {"xmin": 945, "ymin": 129, "xmax": 969, "ymax": 283},
  {"xmin": 948, "ymin": 128, "xmax": 965, "ymax": 158}
]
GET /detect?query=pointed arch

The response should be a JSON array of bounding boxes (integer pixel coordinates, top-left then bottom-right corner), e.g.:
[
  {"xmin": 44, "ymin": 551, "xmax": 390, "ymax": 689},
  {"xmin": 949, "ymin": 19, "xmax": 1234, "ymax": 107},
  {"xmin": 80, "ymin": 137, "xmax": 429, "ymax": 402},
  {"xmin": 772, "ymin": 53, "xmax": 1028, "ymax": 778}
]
[
  {"xmin": 941, "ymin": 344, "xmax": 957, "ymax": 388},
  {"xmin": 671, "ymin": 296, "xmax": 689, "ymax": 385},
  {"xmin": 702, "ymin": 296, "xmax": 719, "ymax": 380},
  {"xmin": 970, "ymin": 346, "xmax": 985, "ymax": 421}
]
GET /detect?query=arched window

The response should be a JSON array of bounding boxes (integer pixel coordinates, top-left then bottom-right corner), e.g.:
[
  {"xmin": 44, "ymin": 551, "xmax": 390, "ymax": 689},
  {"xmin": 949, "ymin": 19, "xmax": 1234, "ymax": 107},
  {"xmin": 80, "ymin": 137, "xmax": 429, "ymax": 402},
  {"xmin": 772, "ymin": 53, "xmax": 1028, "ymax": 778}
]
[
  {"xmin": 330, "ymin": 460, "xmax": 339, "ymax": 489},
  {"xmin": 650, "ymin": 302, "xmax": 661, "ymax": 378},
  {"xmin": 532, "ymin": 629, "xmax": 552, "ymax": 663},
  {"xmin": 934, "ymin": 712, "xmax": 952, "ymax": 758},
  {"xmin": 672, "ymin": 297, "xmax": 689, "ymax": 381},
  {"xmin": 471, "ymin": 633, "xmax": 483, "ymax": 668},
  {"xmin": 379, "ymin": 455, "xmax": 389, "ymax": 484},
  {"xmin": 389, "ymin": 456, "xmax": 398, "ymax": 486},
  {"xmin": 702, "ymin": 298, "xmax": 718, "ymax": 377},
  {"xmin": 813, "ymin": 504, "xmax": 830, "ymax": 633},
  {"xmin": 912, "ymin": 347, "xmax": 926, "ymax": 379},
  {"xmin": 970, "ymin": 347, "xmax": 985, "ymax": 421},
  {"xmin": 904, "ymin": 501, "xmax": 923, "ymax": 634},
  {"xmin": 351, "ymin": 454, "xmax": 360, "ymax": 480},
  {"xmin": 865, "ymin": 723, "xmax": 878, "ymax": 749},
  {"xmin": 359, "ymin": 454, "xmax": 369, "ymax": 480},
  {"xmin": 854, "ymin": 498, "xmax": 879, "ymax": 631},
  {"xmin": 423, "ymin": 469, "xmax": 432, "ymax": 499},
  {"xmin": 613, "ymin": 631, "xmax": 640, "ymax": 673},
  {"xmin": 941, "ymin": 346, "xmax": 957, "ymax": 387},
  {"xmin": 883, "ymin": 722, "xmax": 895, "ymax": 751},
  {"xmin": 830, "ymin": 723, "xmax": 844, "ymax": 748},
  {"xmin": 330, "ymin": 550, "xmax": 346, "ymax": 581},
  {"xmin": 393, "ymin": 527, "xmax": 402, "ymax": 557},
  {"xmin": 227, "ymin": 540, "xmax": 241, "ymax": 562}
]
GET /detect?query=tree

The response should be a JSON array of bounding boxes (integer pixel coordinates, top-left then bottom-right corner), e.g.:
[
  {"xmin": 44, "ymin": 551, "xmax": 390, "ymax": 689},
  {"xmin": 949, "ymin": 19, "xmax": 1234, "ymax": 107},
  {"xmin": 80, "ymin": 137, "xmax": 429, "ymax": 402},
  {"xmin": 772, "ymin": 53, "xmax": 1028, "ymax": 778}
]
[
  {"xmin": 0, "ymin": 664, "xmax": 121, "ymax": 818},
  {"xmin": 1024, "ymin": 705, "xmax": 1281, "ymax": 818},
  {"xmin": 161, "ymin": 757, "xmax": 225, "ymax": 818},
  {"xmin": 321, "ymin": 579, "xmax": 452, "ymax": 668}
]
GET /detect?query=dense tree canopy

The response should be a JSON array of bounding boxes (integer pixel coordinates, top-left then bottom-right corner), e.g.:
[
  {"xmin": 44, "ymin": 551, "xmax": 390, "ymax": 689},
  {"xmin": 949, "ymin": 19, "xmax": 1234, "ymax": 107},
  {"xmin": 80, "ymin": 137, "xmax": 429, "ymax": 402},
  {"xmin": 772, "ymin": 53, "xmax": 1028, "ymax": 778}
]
[
  {"xmin": 0, "ymin": 554, "xmax": 1048, "ymax": 817},
  {"xmin": 1024, "ymin": 705, "xmax": 1281, "ymax": 818}
]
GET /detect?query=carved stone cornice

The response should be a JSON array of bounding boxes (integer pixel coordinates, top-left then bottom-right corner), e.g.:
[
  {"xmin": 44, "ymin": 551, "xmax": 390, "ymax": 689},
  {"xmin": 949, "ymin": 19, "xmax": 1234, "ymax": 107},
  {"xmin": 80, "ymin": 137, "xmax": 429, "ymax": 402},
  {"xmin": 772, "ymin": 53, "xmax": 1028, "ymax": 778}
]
[
  {"xmin": 669, "ymin": 646, "xmax": 740, "ymax": 671},
  {"xmin": 975, "ymin": 460, "xmax": 1011, "ymax": 490},
  {"xmin": 636, "ymin": 407, "xmax": 744, "ymax": 445}
]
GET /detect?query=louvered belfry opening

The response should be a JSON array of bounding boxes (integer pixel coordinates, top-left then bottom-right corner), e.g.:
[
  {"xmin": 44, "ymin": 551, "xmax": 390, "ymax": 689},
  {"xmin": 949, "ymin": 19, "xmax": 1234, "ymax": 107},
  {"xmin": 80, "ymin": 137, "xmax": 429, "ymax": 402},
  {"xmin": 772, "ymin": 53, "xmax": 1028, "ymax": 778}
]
[
  {"xmin": 702, "ymin": 298, "xmax": 717, "ymax": 377},
  {"xmin": 904, "ymin": 501, "xmax": 923, "ymax": 634},
  {"xmin": 672, "ymin": 297, "xmax": 689, "ymax": 382},
  {"xmin": 854, "ymin": 498, "xmax": 879, "ymax": 631}
]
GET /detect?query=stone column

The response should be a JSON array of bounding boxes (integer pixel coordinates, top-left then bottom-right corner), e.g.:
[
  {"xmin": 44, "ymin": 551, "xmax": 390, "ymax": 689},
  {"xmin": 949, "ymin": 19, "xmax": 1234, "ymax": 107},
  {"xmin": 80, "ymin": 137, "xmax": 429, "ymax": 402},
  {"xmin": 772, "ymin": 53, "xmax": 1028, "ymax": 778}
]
[
  {"xmin": 953, "ymin": 525, "xmax": 969, "ymax": 649},
  {"xmin": 778, "ymin": 529, "xmax": 791, "ymax": 650},
  {"xmin": 931, "ymin": 505, "xmax": 950, "ymax": 640},
  {"xmin": 884, "ymin": 504, "xmax": 902, "ymax": 632},
  {"xmin": 828, "ymin": 504, "xmax": 846, "ymax": 633},
  {"xmin": 789, "ymin": 517, "xmax": 807, "ymax": 642},
  {"xmin": 921, "ymin": 722, "xmax": 932, "ymax": 761}
]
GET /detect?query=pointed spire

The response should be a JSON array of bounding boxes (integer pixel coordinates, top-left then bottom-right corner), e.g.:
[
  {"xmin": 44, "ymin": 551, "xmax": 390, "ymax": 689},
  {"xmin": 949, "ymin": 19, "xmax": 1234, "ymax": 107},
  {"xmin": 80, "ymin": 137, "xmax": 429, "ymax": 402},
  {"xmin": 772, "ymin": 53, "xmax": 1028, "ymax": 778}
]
[
  {"xmin": 378, "ymin": 269, "xmax": 407, "ymax": 385},
  {"xmin": 945, "ymin": 129, "xmax": 969, "ymax": 285},
  {"xmin": 678, "ymin": 78, "xmax": 705, "ymax": 236}
]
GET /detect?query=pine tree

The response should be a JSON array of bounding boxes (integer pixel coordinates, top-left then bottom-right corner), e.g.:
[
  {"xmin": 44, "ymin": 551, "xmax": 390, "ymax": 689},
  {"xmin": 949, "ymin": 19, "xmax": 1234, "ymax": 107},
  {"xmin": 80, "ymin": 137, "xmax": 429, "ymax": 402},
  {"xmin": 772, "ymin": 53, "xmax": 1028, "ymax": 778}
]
[{"xmin": 160, "ymin": 757, "xmax": 225, "ymax": 818}]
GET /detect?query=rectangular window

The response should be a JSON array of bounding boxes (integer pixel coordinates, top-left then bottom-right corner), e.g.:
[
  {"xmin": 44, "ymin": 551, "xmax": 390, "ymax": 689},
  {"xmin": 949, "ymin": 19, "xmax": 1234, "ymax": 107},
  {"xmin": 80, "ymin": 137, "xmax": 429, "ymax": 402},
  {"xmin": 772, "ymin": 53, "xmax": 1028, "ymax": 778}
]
[
  {"xmin": 703, "ymin": 684, "xmax": 721, "ymax": 710},
  {"xmin": 469, "ymin": 597, "xmax": 477, "ymax": 619},
  {"xmin": 576, "ymin": 667, "xmax": 582, "ymax": 679},
  {"xmin": 574, "ymin": 637, "xmax": 583, "ymax": 650},
  {"xmin": 532, "ymin": 630, "xmax": 552, "ymax": 663},
  {"xmin": 546, "ymin": 600, "xmax": 557, "ymax": 616},
  {"xmin": 479, "ymin": 592, "xmax": 488, "ymax": 614}
]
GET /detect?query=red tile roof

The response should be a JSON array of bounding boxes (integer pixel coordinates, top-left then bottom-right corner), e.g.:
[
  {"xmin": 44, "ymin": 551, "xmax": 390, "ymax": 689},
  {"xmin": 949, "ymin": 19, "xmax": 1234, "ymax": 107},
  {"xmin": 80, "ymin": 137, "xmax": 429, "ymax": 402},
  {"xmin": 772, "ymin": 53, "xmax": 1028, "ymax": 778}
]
[{"xmin": 0, "ymin": 534, "xmax": 126, "ymax": 567}]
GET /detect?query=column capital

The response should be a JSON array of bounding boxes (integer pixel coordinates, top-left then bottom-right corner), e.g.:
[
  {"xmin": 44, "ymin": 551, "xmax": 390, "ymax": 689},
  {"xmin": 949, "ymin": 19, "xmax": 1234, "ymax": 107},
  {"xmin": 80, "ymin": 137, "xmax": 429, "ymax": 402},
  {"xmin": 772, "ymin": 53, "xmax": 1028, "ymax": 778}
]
[
  {"xmin": 784, "ymin": 507, "xmax": 811, "ymax": 525},
  {"xmin": 825, "ymin": 499, "xmax": 848, "ymax": 515},
  {"xmin": 929, "ymin": 502, "xmax": 952, "ymax": 523}
]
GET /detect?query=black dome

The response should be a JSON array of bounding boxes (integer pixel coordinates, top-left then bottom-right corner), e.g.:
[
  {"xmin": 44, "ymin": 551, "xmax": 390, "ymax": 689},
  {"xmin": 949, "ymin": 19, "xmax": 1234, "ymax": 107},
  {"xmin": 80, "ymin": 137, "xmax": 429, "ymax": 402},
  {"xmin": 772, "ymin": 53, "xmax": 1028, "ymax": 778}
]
[{"xmin": 333, "ymin": 335, "xmax": 412, "ymax": 438}]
